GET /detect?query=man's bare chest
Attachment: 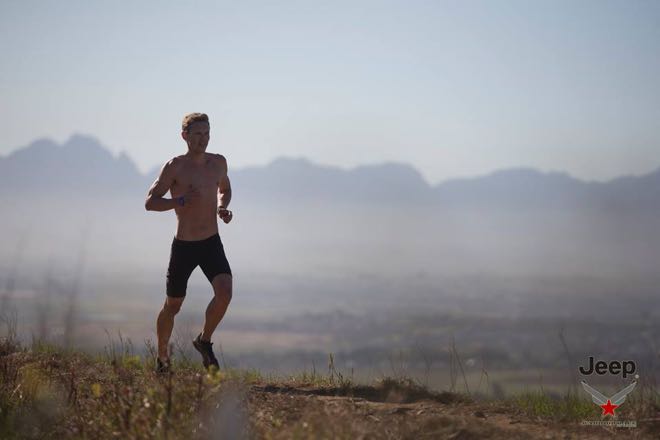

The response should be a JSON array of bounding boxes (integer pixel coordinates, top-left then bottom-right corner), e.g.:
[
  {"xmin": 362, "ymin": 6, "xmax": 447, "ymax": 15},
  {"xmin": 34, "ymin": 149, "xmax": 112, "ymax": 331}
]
[{"xmin": 172, "ymin": 163, "xmax": 223, "ymax": 194}]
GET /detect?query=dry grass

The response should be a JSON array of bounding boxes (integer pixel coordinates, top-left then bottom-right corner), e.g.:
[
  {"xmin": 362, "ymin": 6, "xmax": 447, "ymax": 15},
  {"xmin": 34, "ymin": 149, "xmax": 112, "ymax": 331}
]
[
  {"xmin": 2, "ymin": 319, "xmax": 660, "ymax": 439},
  {"xmin": 0, "ymin": 334, "xmax": 472, "ymax": 439}
]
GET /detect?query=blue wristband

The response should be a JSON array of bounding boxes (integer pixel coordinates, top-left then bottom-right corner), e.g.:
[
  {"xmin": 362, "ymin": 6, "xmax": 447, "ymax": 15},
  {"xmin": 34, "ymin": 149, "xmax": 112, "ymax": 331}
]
[{"xmin": 177, "ymin": 196, "xmax": 185, "ymax": 206}]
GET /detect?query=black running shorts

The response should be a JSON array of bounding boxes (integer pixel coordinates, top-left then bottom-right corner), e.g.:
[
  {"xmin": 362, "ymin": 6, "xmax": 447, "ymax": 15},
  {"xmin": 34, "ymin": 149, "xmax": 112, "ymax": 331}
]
[{"xmin": 166, "ymin": 233, "xmax": 232, "ymax": 297}]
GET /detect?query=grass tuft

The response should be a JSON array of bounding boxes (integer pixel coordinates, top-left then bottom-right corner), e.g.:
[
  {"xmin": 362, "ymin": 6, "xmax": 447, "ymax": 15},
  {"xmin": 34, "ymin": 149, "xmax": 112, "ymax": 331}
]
[{"xmin": 511, "ymin": 391, "xmax": 599, "ymax": 422}]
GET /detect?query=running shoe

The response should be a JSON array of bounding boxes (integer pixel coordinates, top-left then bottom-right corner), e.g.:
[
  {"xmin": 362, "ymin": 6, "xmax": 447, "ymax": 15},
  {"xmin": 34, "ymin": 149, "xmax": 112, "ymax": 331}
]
[
  {"xmin": 156, "ymin": 357, "xmax": 170, "ymax": 374},
  {"xmin": 193, "ymin": 333, "xmax": 220, "ymax": 370}
]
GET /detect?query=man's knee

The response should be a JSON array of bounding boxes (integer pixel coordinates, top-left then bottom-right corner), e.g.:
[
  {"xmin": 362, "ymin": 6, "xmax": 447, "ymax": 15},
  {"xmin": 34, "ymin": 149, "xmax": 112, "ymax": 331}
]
[{"xmin": 212, "ymin": 275, "xmax": 232, "ymax": 303}]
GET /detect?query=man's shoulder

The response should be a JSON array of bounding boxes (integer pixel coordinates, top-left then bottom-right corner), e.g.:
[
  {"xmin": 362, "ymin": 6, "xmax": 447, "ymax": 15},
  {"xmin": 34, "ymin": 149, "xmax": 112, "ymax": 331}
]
[
  {"xmin": 206, "ymin": 153, "xmax": 228, "ymax": 168},
  {"xmin": 158, "ymin": 156, "xmax": 186, "ymax": 178},
  {"xmin": 206, "ymin": 152, "xmax": 227, "ymax": 162},
  {"xmin": 166, "ymin": 155, "xmax": 187, "ymax": 168}
]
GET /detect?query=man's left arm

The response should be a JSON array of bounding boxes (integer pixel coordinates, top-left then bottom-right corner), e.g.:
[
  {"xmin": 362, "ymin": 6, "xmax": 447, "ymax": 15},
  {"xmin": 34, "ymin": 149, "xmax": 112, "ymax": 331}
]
[{"xmin": 217, "ymin": 155, "xmax": 233, "ymax": 223}]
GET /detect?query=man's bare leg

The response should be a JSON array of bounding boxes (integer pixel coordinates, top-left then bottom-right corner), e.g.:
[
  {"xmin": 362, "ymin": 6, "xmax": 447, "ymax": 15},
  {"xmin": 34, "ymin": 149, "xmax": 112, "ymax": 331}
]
[
  {"xmin": 157, "ymin": 296, "xmax": 185, "ymax": 360},
  {"xmin": 200, "ymin": 274, "xmax": 232, "ymax": 341}
]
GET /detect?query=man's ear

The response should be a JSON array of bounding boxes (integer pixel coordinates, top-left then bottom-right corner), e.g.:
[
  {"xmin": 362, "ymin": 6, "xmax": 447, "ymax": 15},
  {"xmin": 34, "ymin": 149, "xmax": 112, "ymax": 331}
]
[{"xmin": 181, "ymin": 130, "xmax": 188, "ymax": 141}]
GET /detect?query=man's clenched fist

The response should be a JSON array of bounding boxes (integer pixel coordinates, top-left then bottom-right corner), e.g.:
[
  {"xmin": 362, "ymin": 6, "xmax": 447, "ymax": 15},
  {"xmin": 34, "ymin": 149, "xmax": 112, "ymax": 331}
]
[{"xmin": 218, "ymin": 207, "xmax": 233, "ymax": 224}]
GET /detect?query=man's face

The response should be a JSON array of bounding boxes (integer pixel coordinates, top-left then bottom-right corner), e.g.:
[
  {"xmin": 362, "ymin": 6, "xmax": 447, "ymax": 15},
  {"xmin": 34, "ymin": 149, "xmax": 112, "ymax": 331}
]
[{"xmin": 182, "ymin": 121, "xmax": 210, "ymax": 154}]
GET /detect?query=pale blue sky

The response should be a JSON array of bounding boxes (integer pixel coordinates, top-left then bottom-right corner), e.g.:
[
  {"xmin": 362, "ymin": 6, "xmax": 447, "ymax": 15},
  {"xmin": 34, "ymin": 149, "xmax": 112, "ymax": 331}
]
[{"xmin": 1, "ymin": 0, "xmax": 659, "ymax": 183}]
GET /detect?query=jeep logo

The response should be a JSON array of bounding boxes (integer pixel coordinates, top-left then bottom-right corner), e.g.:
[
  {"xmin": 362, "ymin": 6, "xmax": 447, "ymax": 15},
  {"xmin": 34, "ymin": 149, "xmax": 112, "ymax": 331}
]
[{"xmin": 579, "ymin": 356, "xmax": 636, "ymax": 379}]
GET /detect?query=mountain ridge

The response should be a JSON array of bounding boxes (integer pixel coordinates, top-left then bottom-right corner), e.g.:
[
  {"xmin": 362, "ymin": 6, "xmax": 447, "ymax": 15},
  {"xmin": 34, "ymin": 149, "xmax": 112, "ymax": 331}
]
[{"xmin": 1, "ymin": 135, "xmax": 659, "ymax": 209}]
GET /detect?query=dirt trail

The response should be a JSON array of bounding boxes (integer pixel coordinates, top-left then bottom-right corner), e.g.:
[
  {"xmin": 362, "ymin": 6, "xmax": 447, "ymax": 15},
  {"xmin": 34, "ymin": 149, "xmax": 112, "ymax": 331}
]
[{"xmin": 246, "ymin": 383, "xmax": 658, "ymax": 439}]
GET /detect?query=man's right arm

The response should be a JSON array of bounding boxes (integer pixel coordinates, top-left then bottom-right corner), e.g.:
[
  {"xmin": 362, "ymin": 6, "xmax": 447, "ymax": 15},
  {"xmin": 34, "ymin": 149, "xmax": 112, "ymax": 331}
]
[{"xmin": 145, "ymin": 160, "xmax": 179, "ymax": 212}]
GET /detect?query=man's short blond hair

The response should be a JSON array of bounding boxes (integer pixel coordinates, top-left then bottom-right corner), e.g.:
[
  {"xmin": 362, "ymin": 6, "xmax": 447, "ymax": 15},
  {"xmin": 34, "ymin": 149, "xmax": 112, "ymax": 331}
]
[{"xmin": 182, "ymin": 113, "xmax": 209, "ymax": 132}]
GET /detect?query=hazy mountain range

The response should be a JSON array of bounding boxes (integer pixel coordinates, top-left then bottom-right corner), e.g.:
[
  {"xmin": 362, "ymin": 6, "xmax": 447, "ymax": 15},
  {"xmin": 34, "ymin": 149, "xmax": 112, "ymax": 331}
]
[
  {"xmin": 1, "ymin": 134, "xmax": 659, "ymax": 278},
  {"xmin": 1, "ymin": 134, "xmax": 659, "ymax": 211}
]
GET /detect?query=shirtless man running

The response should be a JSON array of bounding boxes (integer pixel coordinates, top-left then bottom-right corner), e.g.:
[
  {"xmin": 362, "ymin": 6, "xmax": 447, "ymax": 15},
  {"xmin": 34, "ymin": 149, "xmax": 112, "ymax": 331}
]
[{"xmin": 145, "ymin": 112, "xmax": 233, "ymax": 373}]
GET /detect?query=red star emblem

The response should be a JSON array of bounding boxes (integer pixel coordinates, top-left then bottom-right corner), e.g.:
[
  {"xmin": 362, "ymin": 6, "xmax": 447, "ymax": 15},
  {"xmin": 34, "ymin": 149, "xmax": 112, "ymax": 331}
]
[{"xmin": 600, "ymin": 399, "xmax": 619, "ymax": 416}]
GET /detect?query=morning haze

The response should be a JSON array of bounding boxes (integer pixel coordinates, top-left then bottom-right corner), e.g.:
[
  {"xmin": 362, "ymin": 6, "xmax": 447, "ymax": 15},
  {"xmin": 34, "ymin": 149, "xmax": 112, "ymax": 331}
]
[{"xmin": 0, "ymin": 135, "xmax": 658, "ymax": 392}]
